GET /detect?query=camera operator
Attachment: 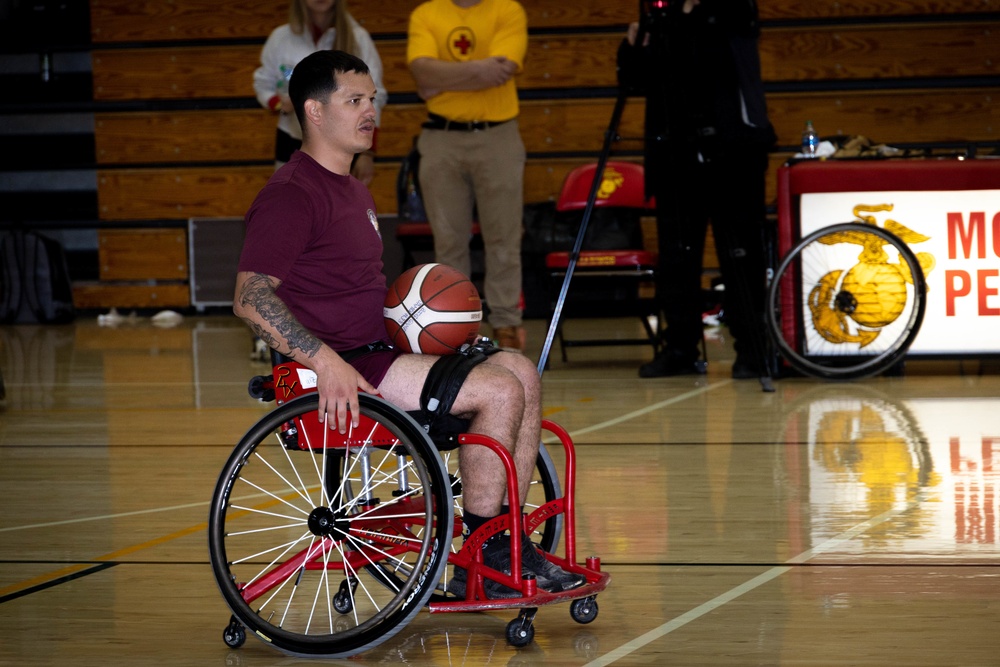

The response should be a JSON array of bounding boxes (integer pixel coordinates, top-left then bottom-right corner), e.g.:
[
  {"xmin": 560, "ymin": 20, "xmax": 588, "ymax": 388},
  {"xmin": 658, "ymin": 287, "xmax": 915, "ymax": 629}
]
[{"xmin": 618, "ymin": 0, "xmax": 776, "ymax": 378}]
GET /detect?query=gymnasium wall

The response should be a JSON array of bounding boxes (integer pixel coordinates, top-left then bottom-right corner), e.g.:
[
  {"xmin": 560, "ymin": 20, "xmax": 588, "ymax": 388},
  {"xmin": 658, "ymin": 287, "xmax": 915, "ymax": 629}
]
[{"xmin": 1, "ymin": 0, "xmax": 997, "ymax": 309}]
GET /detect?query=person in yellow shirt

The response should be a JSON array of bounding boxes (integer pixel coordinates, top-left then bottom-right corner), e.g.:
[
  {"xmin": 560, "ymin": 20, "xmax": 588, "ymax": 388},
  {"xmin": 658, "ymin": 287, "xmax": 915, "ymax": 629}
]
[{"xmin": 407, "ymin": 0, "xmax": 528, "ymax": 351}]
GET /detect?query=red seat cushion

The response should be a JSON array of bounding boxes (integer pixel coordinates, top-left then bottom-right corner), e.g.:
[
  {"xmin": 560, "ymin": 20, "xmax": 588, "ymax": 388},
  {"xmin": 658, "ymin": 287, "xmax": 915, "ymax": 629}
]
[{"xmin": 545, "ymin": 249, "xmax": 657, "ymax": 270}]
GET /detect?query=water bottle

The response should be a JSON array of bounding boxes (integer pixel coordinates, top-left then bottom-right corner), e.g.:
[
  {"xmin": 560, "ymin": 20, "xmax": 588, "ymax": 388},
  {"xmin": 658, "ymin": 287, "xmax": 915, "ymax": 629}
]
[
  {"xmin": 801, "ymin": 120, "xmax": 820, "ymax": 158},
  {"xmin": 277, "ymin": 64, "xmax": 293, "ymax": 91},
  {"xmin": 404, "ymin": 184, "xmax": 426, "ymax": 221}
]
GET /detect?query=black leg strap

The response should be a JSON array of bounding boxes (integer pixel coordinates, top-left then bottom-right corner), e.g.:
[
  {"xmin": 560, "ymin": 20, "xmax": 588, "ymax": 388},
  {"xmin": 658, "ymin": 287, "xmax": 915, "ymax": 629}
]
[{"xmin": 413, "ymin": 341, "xmax": 500, "ymax": 444}]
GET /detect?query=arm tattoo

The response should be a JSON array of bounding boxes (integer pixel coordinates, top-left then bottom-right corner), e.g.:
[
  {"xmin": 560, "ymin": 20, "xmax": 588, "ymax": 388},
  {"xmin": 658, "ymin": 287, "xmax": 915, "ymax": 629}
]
[{"xmin": 238, "ymin": 272, "xmax": 322, "ymax": 360}]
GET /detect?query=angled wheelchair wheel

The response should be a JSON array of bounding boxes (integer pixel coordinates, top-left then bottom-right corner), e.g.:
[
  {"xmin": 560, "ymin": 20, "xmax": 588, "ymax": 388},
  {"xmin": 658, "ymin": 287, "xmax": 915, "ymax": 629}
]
[
  {"xmin": 767, "ymin": 222, "xmax": 927, "ymax": 380},
  {"xmin": 208, "ymin": 393, "xmax": 453, "ymax": 658}
]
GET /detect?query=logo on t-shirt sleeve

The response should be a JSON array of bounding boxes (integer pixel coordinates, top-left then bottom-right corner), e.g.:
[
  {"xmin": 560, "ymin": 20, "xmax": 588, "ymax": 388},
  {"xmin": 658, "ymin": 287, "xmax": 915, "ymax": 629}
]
[{"xmin": 368, "ymin": 209, "xmax": 381, "ymax": 239}]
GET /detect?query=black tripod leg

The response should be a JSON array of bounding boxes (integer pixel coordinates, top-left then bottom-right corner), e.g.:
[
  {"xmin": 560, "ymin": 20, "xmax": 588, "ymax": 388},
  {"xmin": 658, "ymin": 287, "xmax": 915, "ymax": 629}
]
[{"xmin": 536, "ymin": 91, "xmax": 631, "ymax": 375}]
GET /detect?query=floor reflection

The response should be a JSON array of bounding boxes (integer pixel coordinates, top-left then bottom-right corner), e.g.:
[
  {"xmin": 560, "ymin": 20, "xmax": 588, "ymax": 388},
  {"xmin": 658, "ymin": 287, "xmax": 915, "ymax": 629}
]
[{"xmin": 779, "ymin": 385, "xmax": 998, "ymax": 557}]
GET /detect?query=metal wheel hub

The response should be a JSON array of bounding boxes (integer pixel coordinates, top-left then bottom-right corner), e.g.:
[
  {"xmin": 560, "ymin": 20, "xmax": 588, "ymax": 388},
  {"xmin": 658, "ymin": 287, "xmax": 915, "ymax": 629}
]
[{"xmin": 307, "ymin": 506, "xmax": 350, "ymax": 538}]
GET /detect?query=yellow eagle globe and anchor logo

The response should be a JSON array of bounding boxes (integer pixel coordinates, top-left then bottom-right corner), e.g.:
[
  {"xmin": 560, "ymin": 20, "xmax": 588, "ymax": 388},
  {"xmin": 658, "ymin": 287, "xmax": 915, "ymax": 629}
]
[
  {"xmin": 597, "ymin": 168, "xmax": 625, "ymax": 199},
  {"xmin": 808, "ymin": 204, "xmax": 937, "ymax": 347}
]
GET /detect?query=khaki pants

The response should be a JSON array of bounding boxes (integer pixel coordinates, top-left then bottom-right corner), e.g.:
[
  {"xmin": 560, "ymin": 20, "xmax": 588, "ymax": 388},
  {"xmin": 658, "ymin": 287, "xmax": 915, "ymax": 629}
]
[{"xmin": 417, "ymin": 120, "xmax": 525, "ymax": 329}]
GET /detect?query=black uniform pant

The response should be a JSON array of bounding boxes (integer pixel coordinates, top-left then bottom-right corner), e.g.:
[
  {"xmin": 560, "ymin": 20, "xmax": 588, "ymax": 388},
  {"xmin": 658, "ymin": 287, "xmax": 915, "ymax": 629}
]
[{"xmin": 650, "ymin": 146, "xmax": 770, "ymax": 361}]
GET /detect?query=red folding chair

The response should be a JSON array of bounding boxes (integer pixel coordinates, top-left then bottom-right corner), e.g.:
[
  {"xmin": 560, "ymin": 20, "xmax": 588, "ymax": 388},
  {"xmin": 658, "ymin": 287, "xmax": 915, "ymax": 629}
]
[{"xmin": 544, "ymin": 161, "xmax": 660, "ymax": 362}]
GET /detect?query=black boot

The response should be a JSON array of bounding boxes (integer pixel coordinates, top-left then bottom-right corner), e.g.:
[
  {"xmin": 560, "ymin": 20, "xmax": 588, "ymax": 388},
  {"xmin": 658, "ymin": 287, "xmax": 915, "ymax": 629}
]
[{"xmin": 639, "ymin": 348, "xmax": 707, "ymax": 378}]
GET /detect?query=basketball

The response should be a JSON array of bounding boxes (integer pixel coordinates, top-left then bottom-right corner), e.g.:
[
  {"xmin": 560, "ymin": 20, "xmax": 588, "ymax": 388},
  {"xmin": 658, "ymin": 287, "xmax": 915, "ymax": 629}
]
[{"xmin": 383, "ymin": 263, "xmax": 482, "ymax": 354}]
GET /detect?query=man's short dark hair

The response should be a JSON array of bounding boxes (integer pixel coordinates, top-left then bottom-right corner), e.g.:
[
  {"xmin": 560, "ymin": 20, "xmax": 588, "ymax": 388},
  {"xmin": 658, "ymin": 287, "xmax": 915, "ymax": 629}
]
[{"xmin": 289, "ymin": 50, "xmax": 371, "ymax": 134}]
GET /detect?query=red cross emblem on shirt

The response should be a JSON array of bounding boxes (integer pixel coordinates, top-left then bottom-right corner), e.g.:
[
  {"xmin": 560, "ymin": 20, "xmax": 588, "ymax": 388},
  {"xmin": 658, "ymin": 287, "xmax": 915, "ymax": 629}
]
[
  {"xmin": 454, "ymin": 33, "xmax": 473, "ymax": 53},
  {"xmin": 447, "ymin": 28, "xmax": 476, "ymax": 60}
]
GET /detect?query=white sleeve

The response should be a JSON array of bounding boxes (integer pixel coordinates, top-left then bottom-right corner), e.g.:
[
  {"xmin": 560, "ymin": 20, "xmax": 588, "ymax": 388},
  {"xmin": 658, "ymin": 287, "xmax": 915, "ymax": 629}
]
[{"xmin": 253, "ymin": 27, "xmax": 285, "ymax": 109}]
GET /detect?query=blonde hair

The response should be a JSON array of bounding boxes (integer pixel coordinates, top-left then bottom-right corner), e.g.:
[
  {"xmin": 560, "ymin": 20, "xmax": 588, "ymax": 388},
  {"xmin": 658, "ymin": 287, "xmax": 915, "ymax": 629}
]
[{"xmin": 288, "ymin": 0, "xmax": 358, "ymax": 54}]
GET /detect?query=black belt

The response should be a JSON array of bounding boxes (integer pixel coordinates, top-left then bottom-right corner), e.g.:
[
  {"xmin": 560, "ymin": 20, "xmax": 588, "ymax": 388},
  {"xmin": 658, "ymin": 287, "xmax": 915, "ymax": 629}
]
[
  {"xmin": 422, "ymin": 113, "xmax": 512, "ymax": 132},
  {"xmin": 339, "ymin": 341, "xmax": 392, "ymax": 362}
]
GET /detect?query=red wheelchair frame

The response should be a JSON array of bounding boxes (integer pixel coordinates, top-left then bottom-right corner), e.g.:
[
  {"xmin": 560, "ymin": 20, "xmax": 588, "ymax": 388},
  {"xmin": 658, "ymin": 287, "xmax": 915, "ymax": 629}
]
[{"xmin": 209, "ymin": 356, "xmax": 609, "ymax": 657}]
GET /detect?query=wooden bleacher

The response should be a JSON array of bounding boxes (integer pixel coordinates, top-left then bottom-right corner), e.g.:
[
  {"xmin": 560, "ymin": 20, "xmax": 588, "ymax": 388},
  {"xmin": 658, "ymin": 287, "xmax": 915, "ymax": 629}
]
[{"xmin": 16, "ymin": 0, "xmax": 998, "ymax": 307}]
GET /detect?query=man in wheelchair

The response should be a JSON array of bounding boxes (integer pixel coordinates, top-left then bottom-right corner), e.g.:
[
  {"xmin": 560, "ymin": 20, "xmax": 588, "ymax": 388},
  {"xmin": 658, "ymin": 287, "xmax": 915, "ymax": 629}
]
[{"xmin": 233, "ymin": 50, "xmax": 583, "ymax": 599}]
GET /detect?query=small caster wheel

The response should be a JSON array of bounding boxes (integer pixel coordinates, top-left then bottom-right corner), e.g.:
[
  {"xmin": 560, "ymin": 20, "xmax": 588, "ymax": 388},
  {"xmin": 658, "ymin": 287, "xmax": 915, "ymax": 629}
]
[
  {"xmin": 570, "ymin": 596, "xmax": 599, "ymax": 624},
  {"xmin": 333, "ymin": 591, "xmax": 352, "ymax": 614},
  {"xmin": 333, "ymin": 579, "xmax": 355, "ymax": 614},
  {"xmin": 506, "ymin": 617, "xmax": 535, "ymax": 647},
  {"xmin": 223, "ymin": 617, "xmax": 246, "ymax": 648}
]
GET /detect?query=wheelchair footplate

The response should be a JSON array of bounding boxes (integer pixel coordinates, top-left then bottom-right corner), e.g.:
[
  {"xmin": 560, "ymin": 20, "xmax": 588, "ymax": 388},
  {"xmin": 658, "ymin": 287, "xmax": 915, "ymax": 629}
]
[{"xmin": 426, "ymin": 422, "xmax": 611, "ymax": 647}]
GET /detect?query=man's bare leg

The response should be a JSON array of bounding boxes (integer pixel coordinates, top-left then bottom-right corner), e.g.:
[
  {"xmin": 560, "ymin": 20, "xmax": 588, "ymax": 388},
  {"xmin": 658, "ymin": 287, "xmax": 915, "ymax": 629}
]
[{"xmin": 482, "ymin": 352, "xmax": 542, "ymax": 505}]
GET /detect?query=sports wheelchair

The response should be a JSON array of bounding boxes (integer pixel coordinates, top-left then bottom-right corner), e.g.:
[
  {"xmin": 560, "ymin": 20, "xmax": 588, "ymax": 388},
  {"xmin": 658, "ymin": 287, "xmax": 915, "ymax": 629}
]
[{"xmin": 208, "ymin": 343, "xmax": 610, "ymax": 658}]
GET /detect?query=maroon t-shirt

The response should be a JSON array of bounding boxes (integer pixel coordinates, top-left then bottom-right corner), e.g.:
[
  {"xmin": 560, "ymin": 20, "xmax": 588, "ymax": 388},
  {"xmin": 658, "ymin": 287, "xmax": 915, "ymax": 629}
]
[{"xmin": 239, "ymin": 151, "xmax": 398, "ymax": 382}]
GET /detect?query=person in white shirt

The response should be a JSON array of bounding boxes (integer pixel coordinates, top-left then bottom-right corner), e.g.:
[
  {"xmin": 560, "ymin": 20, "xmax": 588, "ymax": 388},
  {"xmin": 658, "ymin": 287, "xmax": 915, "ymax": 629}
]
[{"xmin": 253, "ymin": 0, "xmax": 387, "ymax": 183}]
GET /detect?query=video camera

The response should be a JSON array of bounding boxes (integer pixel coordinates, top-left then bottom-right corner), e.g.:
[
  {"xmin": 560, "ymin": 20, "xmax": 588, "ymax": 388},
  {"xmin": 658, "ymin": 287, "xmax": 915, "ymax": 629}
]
[
  {"xmin": 641, "ymin": 0, "xmax": 680, "ymax": 18},
  {"xmin": 638, "ymin": 0, "xmax": 685, "ymax": 40}
]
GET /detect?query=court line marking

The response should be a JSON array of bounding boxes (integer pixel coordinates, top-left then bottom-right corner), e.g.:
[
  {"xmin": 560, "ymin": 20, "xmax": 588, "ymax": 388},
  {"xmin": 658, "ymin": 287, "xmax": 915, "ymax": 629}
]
[
  {"xmin": 0, "ymin": 521, "xmax": 207, "ymax": 599},
  {"xmin": 0, "ymin": 563, "xmax": 118, "ymax": 604},
  {"xmin": 7, "ymin": 382, "xmax": 730, "ymax": 534},
  {"xmin": 0, "ymin": 501, "xmax": 211, "ymax": 533},
  {"xmin": 549, "ymin": 380, "xmax": 733, "ymax": 441}
]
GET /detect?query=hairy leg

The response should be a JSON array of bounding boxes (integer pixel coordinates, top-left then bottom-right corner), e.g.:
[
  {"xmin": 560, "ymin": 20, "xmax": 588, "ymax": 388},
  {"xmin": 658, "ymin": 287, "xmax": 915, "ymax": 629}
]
[{"xmin": 483, "ymin": 352, "xmax": 542, "ymax": 504}]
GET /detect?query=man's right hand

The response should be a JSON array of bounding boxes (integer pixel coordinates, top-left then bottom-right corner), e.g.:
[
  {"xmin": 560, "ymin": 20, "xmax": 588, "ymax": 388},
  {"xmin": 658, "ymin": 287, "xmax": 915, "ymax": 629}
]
[{"xmin": 312, "ymin": 349, "xmax": 378, "ymax": 434}]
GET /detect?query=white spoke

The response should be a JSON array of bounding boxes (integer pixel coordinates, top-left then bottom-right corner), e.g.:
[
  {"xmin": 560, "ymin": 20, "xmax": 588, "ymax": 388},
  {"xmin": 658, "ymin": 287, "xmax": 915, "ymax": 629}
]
[
  {"xmin": 271, "ymin": 430, "xmax": 316, "ymax": 505},
  {"xmin": 305, "ymin": 539, "xmax": 334, "ymax": 635},
  {"xmin": 227, "ymin": 520, "xmax": 309, "ymax": 538},
  {"xmin": 237, "ymin": 476, "xmax": 311, "ymax": 517},
  {"xmin": 296, "ymin": 419, "xmax": 328, "ymax": 508},
  {"xmin": 233, "ymin": 530, "xmax": 312, "ymax": 579},
  {"xmin": 255, "ymin": 535, "xmax": 318, "ymax": 613},
  {"xmin": 229, "ymin": 504, "xmax": 308, "ymax": 523},
  {"xmin": 336, "ymin": 540, "xmax": 382, "ymax": 626}
]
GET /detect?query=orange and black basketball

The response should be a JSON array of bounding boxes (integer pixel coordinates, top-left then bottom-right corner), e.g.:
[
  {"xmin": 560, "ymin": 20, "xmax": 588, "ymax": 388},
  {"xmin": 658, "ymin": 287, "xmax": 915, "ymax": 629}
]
[{"xmin": 383, "ymin": 263, "xmax": 482, "ymax": 355}]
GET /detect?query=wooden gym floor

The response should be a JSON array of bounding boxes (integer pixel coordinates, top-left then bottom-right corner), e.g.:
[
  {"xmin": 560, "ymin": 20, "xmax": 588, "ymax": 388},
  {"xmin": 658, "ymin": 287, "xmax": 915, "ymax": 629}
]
[{"xmin": 1, "ymin": 315, "xmax": 998, "ymax": 666}]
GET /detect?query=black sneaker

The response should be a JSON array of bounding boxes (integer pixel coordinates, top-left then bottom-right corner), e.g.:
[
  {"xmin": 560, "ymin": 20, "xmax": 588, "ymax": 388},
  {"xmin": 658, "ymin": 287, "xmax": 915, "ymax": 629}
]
[
  {"xmin": 446, "ymin": 534, "xmax": 585, "ymax": 598},
  {"xmin": 446, "ymin": 535, "xmax": 521, "ymax": 600},
  {"xmin": 639, "ymin": 349, "xmax": 707, "ymax": 378},
  {"xmin": 446, "ymin": 562, "xmax": 520, "ymax": 600},
  {"xmin": 518, "ymin": 536, "xmax": 585, "ymax": 592}
]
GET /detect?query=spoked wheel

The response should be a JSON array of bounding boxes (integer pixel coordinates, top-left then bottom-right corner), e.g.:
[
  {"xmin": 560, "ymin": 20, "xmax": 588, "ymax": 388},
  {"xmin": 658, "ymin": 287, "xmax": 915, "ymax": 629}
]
[
  {"xmin": 208, "ymin": 393, "xmax": 453, "ymax": 658},
  {"xmin": 767, "ymin": 222, "xmax": 927, "ymax": 379}
]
